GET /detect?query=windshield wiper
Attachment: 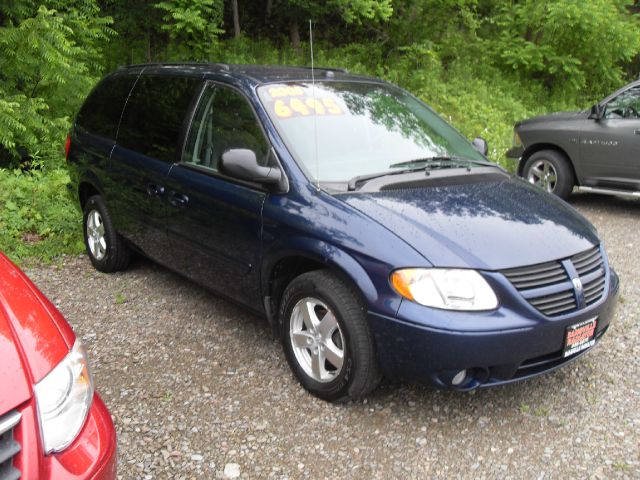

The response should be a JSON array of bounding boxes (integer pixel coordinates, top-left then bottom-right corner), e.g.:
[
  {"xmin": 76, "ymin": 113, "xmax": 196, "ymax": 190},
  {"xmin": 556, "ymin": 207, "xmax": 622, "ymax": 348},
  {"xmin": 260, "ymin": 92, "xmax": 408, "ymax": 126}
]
[
  {"xmin": 347, "ymin": 168, "xmax": 416, "ymax": 191},
  {"xmin": 389, "ymin": 156, "xmax": 494, "ymax": 169},
  {"xmin": 347, "ymin": 157, "xmax": 497, "ymax": 191}
]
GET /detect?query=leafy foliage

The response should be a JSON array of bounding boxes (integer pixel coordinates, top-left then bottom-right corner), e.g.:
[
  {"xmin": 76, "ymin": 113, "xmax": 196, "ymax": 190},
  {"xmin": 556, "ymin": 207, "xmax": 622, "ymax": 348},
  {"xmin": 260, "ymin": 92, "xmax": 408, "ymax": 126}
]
[
  {"xmin": 1, "ymin": 0, "xmax": 640, "ymax": 261},
  {"xmin": 0, "ymin": 168, "xmax": 83, "ymax": 263},
  {"xmin": 155, "ymin": 0, "xmax": 224, "ymax": 59},
  {"xmin": 0, "ymin": 1, "xmax": 113, "ymax": 168}
]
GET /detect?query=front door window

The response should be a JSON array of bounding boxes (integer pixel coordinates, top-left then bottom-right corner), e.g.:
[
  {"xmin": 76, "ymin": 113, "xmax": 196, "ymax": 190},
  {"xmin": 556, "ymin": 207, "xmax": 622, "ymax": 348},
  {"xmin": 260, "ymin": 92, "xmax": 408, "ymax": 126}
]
[
  {"xmin": 183, "ymin": 84, "xmax": 270, "ymax": 172},
  {"xmin": 604, "ymin": 86, "xmax": 640, "ymax": 119}
]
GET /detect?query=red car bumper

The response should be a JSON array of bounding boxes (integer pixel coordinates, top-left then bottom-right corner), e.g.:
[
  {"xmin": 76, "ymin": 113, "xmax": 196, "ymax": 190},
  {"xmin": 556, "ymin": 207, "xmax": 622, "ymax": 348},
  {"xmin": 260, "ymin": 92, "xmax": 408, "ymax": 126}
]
[{"xmin": 13, "ymin": 393, "xmax": 116, "ymax": 480}]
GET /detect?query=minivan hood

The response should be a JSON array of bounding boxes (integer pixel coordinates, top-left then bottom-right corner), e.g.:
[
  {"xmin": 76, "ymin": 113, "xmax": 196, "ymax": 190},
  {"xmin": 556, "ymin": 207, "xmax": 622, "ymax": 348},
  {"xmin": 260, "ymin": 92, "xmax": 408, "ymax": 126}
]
[
  {"xmin": 339, "ymin": 176, "xmax": 599, "ymax": 270},
  {"xmin": 516, "ymin": 110, "xmax": 587, "ymax": 128}
]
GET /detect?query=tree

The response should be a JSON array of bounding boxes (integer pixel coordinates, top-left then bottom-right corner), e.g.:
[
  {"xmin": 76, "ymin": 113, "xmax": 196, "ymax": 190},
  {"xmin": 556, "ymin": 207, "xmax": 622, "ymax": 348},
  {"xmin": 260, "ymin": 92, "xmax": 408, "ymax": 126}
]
[
  {"xmin": 273, "ymin": 0, "xmax": 393, "ymax": 51},
  {"xmin": 155, "ymin": 0, "xmax": 224, "ymax": 59},
  {"xmin": 0, "ymin": 1, "xmax": 113, "ymax": 166}
]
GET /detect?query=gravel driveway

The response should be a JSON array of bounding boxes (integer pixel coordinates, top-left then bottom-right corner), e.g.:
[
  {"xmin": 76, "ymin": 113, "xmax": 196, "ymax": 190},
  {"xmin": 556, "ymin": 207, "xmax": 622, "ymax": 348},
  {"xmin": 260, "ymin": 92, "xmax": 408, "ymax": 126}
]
[{"xmin": 26, "ymin": 194, "xmax": 639, "ymax": 479}]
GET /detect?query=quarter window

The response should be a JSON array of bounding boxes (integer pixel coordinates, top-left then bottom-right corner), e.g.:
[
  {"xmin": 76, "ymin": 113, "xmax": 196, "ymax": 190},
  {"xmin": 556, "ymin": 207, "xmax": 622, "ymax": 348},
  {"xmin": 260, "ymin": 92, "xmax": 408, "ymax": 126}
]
[
  {"xmin": 75, "ymin": 74, "xmax": 136, "ymax": 140},
  {"xmin": 118, "ymin": 75, "xmax": 201, "ymax": 162},
  {"xmin": 183, "ymin": 84, "xmax": 270, "ymax": 171}
]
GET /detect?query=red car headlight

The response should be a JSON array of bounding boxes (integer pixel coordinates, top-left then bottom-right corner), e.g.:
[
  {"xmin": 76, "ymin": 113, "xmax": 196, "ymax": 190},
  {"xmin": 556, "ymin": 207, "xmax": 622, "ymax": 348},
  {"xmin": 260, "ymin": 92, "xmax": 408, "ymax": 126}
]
[{"xmin": 34, "ymin": 339, "xmax": 94, "ymax": 453}]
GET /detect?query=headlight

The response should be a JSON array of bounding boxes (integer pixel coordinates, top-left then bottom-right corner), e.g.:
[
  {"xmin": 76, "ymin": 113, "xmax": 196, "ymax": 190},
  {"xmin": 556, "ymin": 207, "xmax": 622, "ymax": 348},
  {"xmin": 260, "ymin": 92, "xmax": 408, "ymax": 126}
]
[
  {"xmin": 512, "ymin": 131, "xmax": 522, "ymax": 147},
  {"xmin": 34, "ymin": 339, "xmax": 94, "ymax": 453},
  {"xmin": 391, "ymin": 268, "xmax": 498, "ymax": 311}
]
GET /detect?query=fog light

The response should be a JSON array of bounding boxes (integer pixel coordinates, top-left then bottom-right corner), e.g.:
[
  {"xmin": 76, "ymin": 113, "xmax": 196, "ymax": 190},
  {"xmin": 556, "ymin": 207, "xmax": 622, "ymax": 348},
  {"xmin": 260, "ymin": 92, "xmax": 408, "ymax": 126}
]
[{"xmin": 451, "ymin": 369, "xmax": 467, "ymax": 386}]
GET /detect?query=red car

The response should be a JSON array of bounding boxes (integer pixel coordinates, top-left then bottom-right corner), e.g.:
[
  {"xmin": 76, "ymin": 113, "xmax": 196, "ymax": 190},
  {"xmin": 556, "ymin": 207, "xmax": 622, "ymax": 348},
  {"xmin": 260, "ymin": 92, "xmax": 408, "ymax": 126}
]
[{"xmin": 0, "ymin": 253, "xmax": 116, "ymax": 479}]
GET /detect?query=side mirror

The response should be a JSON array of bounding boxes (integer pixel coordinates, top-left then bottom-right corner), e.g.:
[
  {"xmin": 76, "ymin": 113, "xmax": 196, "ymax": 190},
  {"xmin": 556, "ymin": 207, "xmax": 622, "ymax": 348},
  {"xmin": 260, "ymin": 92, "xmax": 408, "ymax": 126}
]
[
  {"xmin": 589, "ymin": 104, "xmax": 604, "ymax": 120},
  {"xmin": 472, "ymin": 137, "xmax": 489, "ymax": 156},
  {"xmin": 221, "ymin": 148, "xmax": 282, "ymax": 185}
]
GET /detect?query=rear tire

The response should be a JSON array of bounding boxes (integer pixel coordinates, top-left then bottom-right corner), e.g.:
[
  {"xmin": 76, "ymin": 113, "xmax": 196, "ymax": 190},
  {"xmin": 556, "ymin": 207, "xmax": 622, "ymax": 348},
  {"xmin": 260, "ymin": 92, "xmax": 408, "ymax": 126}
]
[
  {"xmin": 83, "ymin": 195, "xmax": 130, "ymax": 272},
  {"xmin": 280, "ymin": 270, "xmax": 382, "ymax": 402},
  {"xmin": 523, "ymin": 150, "xmax": 575, "ymax": 199}
]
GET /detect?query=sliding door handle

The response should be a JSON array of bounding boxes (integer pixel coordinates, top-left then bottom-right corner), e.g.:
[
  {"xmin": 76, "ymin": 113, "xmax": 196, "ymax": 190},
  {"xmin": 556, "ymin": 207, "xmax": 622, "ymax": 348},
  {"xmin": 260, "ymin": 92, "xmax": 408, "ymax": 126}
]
[{"xmin": 169, "ymin": 192, "xmax": 189, "ymax": 208}]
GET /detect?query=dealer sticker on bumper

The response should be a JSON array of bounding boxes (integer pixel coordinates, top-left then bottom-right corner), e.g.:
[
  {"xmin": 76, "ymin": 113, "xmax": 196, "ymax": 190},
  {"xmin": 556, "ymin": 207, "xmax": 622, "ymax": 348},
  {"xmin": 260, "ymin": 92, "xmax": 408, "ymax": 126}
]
[{"xmin": 563, "ymin": 318, "xmax": 597, "ymax": 358}]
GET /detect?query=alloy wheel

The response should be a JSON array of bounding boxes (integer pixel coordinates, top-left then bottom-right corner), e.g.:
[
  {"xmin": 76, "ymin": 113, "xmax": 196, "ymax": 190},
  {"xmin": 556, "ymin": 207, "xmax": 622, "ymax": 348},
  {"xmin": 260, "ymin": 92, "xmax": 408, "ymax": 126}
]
[
  {"xmin": 289, "ymin": 297, "xmax": 345, "ymax": 383},
  {"xmin": 86, "ymin": 209, "xmax": 107, "ymax": 260},
  {"xmin": 526, "ymin": 159, "xmax": 557, "ymax": 193}
]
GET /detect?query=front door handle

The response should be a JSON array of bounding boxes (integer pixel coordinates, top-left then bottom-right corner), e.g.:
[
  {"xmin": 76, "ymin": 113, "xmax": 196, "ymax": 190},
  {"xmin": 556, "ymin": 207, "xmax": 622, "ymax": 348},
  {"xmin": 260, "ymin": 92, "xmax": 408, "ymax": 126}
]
[
  {"xmin": 169, "ymin": 192, "xmax": 189, "ymax": 208},
  {"xmin": 146, "ymin": 183, "xmax": 165, "ymax": 197}
]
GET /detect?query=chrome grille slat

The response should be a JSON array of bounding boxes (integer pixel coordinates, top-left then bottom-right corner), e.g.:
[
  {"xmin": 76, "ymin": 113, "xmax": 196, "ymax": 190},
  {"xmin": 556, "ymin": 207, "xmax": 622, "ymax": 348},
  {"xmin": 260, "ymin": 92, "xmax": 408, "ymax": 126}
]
[
  {"xmin": 529, "ymin": 290, "xmax": 574, "ymax": 306},
  {"xmin": 505, "ymin": 262, "xmax": 563, "ymax": 277},
  {"xmin": 502, "ymin": 246, "xmax": 606, "ymax": 317},
  {"xmin": 583, "ymin": 277, "xmax": 605, "ymax": 293},
  {"xmin": 0, "ymin": 410, "xmax": 21, "ymax": 480},
  {"xmin": 503, "ymin": 262, "xmax": 568, "ymax": 290},
  {"xmin": 542, "ymin": 304, "xmax": 577, "ymax": 316},
  {"xmin": 509, "ymin": 273, "xmax": 569, "ymax": 290},
  {"xmin": 574, "ymin": 256, "xmax": 603, "ymax": 275},
  {"xmin": 530, "ymin": 296, "xmax": 575, "ymax": 310},
  {"xmin": 571, "ymin": 246, "xmax": 600, "ymax": 262}
]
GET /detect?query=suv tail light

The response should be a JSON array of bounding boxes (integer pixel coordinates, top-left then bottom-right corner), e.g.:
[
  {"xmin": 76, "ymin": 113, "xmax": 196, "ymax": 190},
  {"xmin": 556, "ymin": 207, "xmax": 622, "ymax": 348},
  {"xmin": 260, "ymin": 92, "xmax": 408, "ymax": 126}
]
[{"xmin": 65, "ymin": 134, "xmax": 71, "ymax": 162}]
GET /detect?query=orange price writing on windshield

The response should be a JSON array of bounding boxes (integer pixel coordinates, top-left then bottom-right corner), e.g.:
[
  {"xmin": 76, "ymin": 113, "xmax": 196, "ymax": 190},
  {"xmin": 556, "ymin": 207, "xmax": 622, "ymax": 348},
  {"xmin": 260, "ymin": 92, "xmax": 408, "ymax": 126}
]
[{"xmin": 273, "ymin": 97, "xmax": 343, "ymax": 119}]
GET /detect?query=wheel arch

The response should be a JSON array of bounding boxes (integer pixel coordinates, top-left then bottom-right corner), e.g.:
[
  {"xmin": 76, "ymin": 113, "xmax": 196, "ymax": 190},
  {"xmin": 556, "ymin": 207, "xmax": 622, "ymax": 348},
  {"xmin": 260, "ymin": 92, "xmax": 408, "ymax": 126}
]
[
  {"xmin": 77, "ymin": 172, "xmax": 105, "ymax": 209},
  {"xmin": 518, "ymin": 143, "xmax": 579, "ymax": 185},
  {"xmin": 261, "ymin": 239, "xmax": 378, "ymax": 336},
  {"xmin": 78, "ymin": 182, "xmax": 100, "ymax": 209}
]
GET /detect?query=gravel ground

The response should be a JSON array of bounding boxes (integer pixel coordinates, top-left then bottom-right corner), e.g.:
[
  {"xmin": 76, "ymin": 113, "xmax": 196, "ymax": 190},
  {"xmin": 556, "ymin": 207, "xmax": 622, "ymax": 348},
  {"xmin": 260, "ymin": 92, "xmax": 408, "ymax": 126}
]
[{"xmin": 26, "ymin": 193, "xmax": 639, "ymax": 479}]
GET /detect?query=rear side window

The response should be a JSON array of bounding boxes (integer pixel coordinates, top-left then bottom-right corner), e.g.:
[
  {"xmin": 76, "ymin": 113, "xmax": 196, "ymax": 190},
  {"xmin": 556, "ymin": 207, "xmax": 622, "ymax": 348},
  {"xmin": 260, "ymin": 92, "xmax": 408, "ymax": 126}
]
[
  {"xmin": 117, "ymin": 75, "xmax": 201, "ymax": 163},
  {"xmin": 75, "ymin": 74, "xmax": 136, "ymax": 140}
]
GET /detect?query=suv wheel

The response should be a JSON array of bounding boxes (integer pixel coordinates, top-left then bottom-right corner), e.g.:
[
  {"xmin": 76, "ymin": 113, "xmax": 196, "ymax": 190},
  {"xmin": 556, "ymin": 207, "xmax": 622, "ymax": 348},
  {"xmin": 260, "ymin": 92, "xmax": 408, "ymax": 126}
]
[
  {"xmin": 523, "ymin": 150, "xmax": 574, "ymax": 199},
  {"xmin": 280, "ymin": 270, "xmax": 382, "ymax": 402},
  {"xmin": 83, "ymin": 195, "xmax": 131, "ymax": 272}
]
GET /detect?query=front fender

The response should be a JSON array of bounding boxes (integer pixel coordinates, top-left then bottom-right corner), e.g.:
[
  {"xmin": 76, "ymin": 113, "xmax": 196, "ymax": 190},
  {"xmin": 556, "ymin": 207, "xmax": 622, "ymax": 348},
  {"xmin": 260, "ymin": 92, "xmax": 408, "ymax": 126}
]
[{"xmin": 261, "ymin": 235, "xmax": 379, "ymax": 306}]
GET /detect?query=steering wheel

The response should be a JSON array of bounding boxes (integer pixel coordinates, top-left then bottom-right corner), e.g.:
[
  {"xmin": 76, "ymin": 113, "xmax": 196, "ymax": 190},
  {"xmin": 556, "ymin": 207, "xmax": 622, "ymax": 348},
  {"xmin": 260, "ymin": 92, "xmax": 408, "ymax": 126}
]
[{"xmin": 624, "ymin": 106, "xmax": 639, "ymax": 119}]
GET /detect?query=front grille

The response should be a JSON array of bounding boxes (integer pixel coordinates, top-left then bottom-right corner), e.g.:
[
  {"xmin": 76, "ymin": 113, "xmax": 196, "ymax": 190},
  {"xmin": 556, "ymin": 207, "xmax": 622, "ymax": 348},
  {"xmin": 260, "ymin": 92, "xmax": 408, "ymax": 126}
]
[
  {"xmin": 572, "ymin": 247, "xmax": 606, "ymax": 306},
  {"xmin": 502, "ymin": 246, "xmax": 607, "ymax": 317},
  {"xmin": 527, "ymin": 289, "xmax": 577, "ymax": 316},
  {"xmin": 502, "ymin": 261, "xmax": 569, "ymax": 290},
  {"xmin": 0, "ymin": 410, "xmax": 21, "ymax": 480}
]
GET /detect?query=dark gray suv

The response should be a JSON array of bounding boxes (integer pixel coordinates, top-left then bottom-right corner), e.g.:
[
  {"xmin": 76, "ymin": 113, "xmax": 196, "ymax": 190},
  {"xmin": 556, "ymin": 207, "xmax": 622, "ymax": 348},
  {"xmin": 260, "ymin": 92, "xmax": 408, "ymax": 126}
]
[{"xmin": 507, "ymin": 80, "xmax": 640, "ymax": 199}]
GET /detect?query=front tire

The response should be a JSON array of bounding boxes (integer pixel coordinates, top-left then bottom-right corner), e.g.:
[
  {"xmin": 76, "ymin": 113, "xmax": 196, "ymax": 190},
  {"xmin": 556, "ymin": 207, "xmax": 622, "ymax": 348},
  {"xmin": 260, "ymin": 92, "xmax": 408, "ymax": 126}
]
[
  {"xmin": 280, "ymin": 270, "xmax": 381, "ymax": 402},
  {"xmin": 83, "ymin": 195, "xmax": 130, "ymax": 272},
  {"xmin": 523, "ymin": 150, "xmax": 575, "ymax": 199}
]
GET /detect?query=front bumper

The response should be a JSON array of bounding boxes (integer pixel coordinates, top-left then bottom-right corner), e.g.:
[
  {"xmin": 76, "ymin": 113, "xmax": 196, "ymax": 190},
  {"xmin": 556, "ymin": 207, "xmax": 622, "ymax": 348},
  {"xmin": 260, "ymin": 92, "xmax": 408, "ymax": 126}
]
[
  {"xmin": 506, "ymin": 146, "xmax": 524, "ymax": 159},
  {"xmin": 13, "ymin": 393, "xmax": 116, "ymax": 479},
  {"xmin": 370, "ymin": 269, "xmax": 619, "ymax": 389}
]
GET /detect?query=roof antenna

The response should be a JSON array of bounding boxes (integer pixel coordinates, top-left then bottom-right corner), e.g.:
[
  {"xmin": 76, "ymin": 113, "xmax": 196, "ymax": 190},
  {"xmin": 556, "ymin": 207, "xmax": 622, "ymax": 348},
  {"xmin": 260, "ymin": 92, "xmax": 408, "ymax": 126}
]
[{"xmin": 309, "ymin": 19, "xmax": 320, "ymax": 192}]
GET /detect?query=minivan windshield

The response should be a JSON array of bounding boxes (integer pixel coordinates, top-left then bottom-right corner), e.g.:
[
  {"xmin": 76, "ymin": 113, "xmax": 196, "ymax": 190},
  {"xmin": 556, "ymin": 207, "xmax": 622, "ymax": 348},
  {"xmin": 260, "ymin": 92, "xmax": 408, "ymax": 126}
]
[{"xmin": 257, "ymin": 81, "xmax": 488, "ymax": 184}]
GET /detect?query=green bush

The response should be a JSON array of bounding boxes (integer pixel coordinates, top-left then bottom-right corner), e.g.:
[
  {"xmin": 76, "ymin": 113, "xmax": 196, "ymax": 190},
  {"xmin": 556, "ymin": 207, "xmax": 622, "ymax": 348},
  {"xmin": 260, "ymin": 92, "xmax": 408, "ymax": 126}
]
[{"xmin": 0, "ymin": 167, "xmax": 83, "ymax": 264}]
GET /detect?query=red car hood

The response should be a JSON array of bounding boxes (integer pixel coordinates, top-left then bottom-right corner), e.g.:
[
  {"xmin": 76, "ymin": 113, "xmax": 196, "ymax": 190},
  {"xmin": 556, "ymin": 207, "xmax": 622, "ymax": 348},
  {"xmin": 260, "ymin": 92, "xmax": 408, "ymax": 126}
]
[{"xmin": 0, "ymin": 254, "xmax": 74, "ymax": 413}]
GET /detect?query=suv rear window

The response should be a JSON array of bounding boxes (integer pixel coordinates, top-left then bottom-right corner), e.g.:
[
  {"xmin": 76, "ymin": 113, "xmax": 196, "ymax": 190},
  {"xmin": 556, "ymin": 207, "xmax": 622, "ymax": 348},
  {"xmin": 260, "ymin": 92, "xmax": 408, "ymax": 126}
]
[
  {"xmin": 75, "ymin": 74, "xmax": 136, "ymax": 140},
  {"xmin": 117, "ymin": 75, "xmax": 201, "ymax": 163}
]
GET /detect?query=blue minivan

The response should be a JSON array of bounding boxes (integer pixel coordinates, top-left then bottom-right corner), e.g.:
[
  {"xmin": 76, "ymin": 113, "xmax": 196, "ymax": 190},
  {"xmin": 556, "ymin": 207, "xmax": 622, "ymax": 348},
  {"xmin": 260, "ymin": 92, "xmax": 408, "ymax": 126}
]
[{"xmin": 67, "ymin": 63, "xmax": 618, "ymax": 402}]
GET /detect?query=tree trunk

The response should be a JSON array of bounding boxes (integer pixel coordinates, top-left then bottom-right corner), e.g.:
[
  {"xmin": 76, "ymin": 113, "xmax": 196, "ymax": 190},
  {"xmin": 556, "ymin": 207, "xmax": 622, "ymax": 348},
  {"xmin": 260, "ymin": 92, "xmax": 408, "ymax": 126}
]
[
  {"xmin": 232, "ymin": 0, "xmax": 241, "ymax": 38},
  {"xmin": 289, "ymin": 20, "xmax": 301, "ymax": 53},
  {"xmin": 146, "ymin": 27, "xmax": 152, "ymax": 62},
  {"xmin": 265, "ymin": 0, "xmax": 273, "ymax": 20}
]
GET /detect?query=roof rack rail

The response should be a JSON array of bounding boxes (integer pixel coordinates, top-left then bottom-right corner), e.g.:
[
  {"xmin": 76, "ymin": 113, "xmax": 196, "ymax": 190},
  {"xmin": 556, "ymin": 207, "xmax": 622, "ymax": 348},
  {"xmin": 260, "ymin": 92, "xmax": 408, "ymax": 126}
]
[
  {"xmin": 117, "ymin": 62, "xmax": 230, "ymax": 71},
  {"xmin": 296, "ymin": 66, "xmax": 348, "ymax": 74}
]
